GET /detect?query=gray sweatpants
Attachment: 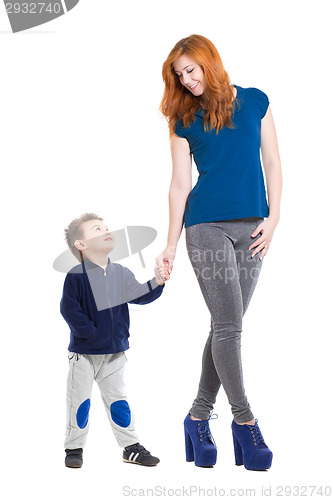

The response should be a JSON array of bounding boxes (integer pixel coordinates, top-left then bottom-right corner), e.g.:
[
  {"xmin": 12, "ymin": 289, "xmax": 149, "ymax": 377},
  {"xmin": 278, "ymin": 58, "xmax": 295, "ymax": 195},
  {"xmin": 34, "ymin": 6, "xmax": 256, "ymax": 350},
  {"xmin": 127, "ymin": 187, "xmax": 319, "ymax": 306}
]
[
  {"xmin": 65, "ymin": 351, "xmax": 139, "ymax": 449},
  {"xmin": 185, "ymin": 217, "xmax": 264, "ymax": 423}
]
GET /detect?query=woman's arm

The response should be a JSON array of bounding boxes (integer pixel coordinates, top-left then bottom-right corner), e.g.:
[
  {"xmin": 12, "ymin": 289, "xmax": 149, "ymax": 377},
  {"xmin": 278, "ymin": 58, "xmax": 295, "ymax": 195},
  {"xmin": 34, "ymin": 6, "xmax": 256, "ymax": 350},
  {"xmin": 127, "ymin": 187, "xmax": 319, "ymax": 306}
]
[
  {"xmin": 167, "ymin": 134, "xmax": 192, "ymax": 248},
  {"xmin": 155, "ymin": 134, "xmax": 192, "ymax": 275},
  {"xmin": 249, "ymin": 106, "xmax": 283, "ymax": 260},
  {"xmin": 260, "ymin": 106, "xmax": 283, "ymax": 223}
]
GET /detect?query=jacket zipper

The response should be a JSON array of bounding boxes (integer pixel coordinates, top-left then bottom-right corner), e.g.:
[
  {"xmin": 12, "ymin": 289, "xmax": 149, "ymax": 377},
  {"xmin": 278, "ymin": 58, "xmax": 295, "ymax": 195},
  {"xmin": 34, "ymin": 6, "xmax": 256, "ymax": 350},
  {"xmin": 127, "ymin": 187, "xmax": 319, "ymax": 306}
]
[{"xmin": 104, "ymin": 268, "xmax": 115, "ymax": 335}]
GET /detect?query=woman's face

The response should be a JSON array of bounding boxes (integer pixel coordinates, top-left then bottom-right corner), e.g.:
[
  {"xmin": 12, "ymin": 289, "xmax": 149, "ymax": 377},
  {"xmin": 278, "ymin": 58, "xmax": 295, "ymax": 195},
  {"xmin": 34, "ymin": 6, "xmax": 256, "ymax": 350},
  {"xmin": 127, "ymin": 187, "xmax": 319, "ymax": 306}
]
[{"xmin": 173, "ymin": 54, "xmax": 206, "ymax": 96}]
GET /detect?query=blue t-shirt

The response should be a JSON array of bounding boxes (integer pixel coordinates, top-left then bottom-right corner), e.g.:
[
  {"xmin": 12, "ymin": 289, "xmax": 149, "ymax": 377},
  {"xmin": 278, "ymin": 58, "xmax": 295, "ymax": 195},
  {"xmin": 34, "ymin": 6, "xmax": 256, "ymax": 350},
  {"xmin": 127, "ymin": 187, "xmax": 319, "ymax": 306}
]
[{"xmin": 174, "ymin": 84, "xmax": 270, "ymax": 228}]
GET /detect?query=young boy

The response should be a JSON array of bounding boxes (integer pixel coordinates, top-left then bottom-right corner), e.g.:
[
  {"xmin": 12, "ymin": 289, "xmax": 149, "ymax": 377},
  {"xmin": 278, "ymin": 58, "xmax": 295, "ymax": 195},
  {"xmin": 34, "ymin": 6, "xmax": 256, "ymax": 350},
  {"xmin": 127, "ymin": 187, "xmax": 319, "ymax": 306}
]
[{"xmin": 60, "ymin": 212, "xmax": 170, "ymax": 468}]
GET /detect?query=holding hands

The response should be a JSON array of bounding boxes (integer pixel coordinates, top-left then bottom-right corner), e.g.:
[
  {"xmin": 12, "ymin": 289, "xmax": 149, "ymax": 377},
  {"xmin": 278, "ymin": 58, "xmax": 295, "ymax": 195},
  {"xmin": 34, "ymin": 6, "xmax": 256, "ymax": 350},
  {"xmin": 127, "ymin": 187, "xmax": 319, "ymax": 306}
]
[
  {"xmin": 154, "ymin": 260, "xmax": 171, "ymax": 286},
  {"xmin": 154, "ymin": 245, "xmax": 176, "ymax": 285}
]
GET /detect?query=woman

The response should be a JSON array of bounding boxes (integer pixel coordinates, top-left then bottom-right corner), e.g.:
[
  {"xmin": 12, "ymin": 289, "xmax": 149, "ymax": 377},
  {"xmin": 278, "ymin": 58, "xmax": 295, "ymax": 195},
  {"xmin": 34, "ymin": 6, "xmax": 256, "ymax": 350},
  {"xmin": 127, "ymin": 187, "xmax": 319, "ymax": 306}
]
[{"xmin": 156, "ymin": 34, "xmax": 282, "ymax": 470}]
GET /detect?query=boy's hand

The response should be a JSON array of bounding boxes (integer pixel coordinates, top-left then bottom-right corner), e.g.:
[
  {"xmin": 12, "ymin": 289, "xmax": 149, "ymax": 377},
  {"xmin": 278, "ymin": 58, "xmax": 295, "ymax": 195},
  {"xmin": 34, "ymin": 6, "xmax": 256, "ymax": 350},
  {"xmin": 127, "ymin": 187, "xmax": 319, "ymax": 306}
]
[{"xmin": 154, "ymin": 262, "xmax": 170, "ymax": 286}]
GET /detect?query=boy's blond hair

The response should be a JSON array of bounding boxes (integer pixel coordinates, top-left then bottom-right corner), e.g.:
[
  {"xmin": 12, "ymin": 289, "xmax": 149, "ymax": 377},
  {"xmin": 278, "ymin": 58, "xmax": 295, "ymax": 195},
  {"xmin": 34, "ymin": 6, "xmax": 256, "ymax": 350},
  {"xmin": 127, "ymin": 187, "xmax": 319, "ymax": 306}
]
[{"xmin": 64, "ymin": 212, "xmax": 103, "ymax": 262}]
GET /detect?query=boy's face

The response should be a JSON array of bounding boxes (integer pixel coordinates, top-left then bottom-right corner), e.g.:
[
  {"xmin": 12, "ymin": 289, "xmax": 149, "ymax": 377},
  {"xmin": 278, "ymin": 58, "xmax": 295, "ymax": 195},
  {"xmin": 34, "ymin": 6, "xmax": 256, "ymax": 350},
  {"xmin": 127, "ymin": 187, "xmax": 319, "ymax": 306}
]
[{"xmin": 75, "ymin": 219, "xmax": 115, "ymax": 255}]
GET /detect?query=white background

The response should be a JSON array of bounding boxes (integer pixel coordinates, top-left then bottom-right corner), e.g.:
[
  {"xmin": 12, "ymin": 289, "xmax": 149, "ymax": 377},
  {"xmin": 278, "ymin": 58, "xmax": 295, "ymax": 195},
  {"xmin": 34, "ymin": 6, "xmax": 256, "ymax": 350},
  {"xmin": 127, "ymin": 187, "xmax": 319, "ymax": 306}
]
[{"xmin": 1, "ymin": 0, "xmax": 332, "ymax": 498}]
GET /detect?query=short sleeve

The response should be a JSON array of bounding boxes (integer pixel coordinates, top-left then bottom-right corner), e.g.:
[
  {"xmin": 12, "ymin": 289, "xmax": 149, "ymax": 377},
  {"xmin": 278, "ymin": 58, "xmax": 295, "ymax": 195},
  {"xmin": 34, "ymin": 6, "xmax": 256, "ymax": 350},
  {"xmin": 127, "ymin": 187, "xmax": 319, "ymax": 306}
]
[
  {"xmin": 174, "ymin": 119, "xmax": 187, "ymax": 138},
  {"xmin": 250, "ymin": 87, "xmax": 270, "ymax": 119}
]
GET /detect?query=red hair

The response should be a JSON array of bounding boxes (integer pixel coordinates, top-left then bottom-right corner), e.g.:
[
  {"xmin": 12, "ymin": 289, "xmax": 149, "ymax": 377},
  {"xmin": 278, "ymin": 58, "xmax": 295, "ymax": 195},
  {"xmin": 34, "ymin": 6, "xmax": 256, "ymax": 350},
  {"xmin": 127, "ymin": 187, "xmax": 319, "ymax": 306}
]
[{"xmin": 160, "ymin": 34, "xmax": 238, "ymax": 135}]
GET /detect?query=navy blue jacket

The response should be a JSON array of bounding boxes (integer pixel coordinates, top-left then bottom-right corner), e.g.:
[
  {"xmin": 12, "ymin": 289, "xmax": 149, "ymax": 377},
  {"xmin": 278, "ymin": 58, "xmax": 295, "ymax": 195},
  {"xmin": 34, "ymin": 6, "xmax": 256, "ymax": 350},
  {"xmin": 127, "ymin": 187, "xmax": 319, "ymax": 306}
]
[{"xmin": 60, "ymin": 257, "xmax": 165, "ymax": 354}]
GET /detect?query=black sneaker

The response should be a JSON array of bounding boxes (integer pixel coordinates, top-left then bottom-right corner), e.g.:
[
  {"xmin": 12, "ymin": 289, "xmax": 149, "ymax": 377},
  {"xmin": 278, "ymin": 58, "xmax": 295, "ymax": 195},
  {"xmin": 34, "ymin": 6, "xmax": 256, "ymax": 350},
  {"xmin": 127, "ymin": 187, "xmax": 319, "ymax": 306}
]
[
  {"xmin": 123, "ymin": 443, "xmax": 160, "ymax": 466},
  {"xmin": 65, "ymin": 448, "xmax": 83, "ymax": 468}
]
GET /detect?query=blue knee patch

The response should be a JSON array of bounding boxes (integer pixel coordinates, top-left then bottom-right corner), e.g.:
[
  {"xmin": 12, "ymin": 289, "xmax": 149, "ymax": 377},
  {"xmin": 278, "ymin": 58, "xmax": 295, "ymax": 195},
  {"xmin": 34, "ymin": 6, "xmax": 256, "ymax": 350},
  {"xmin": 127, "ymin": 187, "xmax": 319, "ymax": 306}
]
[
  {"xmin": 76, "ymin": 399, "xmax": 91, "ymax": 429},
  {"xmin": 110, "ymin": 400, "xmax": 131, "ymax": 428}
]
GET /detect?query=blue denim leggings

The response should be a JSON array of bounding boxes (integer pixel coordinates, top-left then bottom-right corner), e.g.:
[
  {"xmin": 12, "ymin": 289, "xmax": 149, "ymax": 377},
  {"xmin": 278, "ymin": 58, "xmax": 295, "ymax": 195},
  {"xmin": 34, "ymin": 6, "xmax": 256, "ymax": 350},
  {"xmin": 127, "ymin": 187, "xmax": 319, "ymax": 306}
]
[{"xmin": 185, "ymin": 217, "xmax": 264, "ymax": 423}]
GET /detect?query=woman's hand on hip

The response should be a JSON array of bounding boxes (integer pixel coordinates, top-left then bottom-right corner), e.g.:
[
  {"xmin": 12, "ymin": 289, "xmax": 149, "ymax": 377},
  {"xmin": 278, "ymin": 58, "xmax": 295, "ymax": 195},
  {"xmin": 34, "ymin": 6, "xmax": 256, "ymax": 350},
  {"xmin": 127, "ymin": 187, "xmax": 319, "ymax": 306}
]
[
  {"xmin": 155, "ymin": 245, "xmax": 177, "ymax": 281},
  {"xmin": 248, "ymin": 217, "xmax": 279, "ymax": 260}
]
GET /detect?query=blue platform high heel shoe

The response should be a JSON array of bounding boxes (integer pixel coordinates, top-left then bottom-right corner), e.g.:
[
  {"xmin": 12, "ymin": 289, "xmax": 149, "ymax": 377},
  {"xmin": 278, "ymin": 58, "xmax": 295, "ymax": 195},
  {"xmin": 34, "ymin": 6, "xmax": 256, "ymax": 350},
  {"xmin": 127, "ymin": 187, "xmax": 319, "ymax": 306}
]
[
  {"xmin": 184, "ymin": 413, "xmax": 217, "ymax": 467},
  {"xmin": 231, "ymin": 419, "xmax": 273, "ymax": 470}
]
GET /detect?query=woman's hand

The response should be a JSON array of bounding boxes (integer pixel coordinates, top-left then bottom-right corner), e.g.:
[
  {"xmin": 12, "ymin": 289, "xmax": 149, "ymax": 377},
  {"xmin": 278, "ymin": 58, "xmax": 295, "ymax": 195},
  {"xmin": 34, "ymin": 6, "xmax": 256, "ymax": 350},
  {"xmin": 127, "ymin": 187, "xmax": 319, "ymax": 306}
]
[
  {"xmin": 155, "ymin": 245, "xmax": 177, "ymax": 282},
  {"xmin": 154, "ymin": 262, "xmax": 171, "ymax": 286},
  {"xmin": 248, "ymin": 217, "xmax": 279, "ymax": 260}
]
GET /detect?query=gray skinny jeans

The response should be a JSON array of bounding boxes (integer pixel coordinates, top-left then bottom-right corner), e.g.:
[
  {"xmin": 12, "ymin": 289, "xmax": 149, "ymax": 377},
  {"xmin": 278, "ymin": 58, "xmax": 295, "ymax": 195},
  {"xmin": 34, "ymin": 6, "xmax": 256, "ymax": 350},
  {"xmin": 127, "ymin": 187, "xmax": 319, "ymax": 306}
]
[{"xmin": 185, "ymin": 217, "xmax": 264, "ymax": 423}]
